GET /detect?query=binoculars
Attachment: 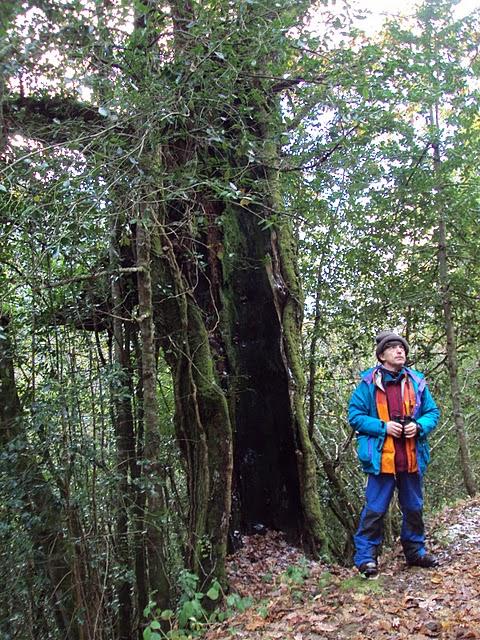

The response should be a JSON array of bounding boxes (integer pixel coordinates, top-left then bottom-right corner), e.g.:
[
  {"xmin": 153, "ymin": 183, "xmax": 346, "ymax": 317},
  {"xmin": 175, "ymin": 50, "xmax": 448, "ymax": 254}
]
[{"xmin": 392, "ymin": 416, "xmax": 414, "ymax": 439}]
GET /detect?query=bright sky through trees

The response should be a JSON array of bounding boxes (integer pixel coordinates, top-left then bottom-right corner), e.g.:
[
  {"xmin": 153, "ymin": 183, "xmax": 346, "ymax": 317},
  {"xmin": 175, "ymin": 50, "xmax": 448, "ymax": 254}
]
[{"xmin": 355, "ymin": 0, "xmax": 480, "ymax": 33}]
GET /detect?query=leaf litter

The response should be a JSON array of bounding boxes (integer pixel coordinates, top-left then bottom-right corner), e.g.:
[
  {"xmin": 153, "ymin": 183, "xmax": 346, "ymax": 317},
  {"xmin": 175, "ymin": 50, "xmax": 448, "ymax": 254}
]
[{"xmin": 203, "ymin": 498, "xmax": 480, "ymax": 639}]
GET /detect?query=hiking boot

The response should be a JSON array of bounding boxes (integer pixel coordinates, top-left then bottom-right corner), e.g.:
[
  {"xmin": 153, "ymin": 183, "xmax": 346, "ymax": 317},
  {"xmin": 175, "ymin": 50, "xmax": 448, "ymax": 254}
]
[
  {"xmin": 407, "ymin": 553, "xmax": 438, "ymax": 568},
  {"xmin": 358, "ymin": 561, "xmax": 378, "ymax": 578}
]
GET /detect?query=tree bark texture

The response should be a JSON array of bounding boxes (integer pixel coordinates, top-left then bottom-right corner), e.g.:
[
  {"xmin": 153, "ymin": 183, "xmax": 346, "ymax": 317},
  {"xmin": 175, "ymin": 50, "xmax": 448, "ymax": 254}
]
[
  {"xmin": 151, "ymin": 215, "xmax": 234, "ymax": 587},
  {"xmin": 109, "ymin": 215, "xmax": 136, "ymax": 638},
  {"xmin": 136, "ymin": 203, "xmax": 170, "ymax": 608},
  {"xmin": 219, "ymin": 205, "xmax": 327, "ymax": 553},
  {"xmin": 432, "ymin": 136, "xmax": 476, "ymax": 497},
  {"xmin": 147, "ymin": 0, "xmax": 328, "ymax": 563}
]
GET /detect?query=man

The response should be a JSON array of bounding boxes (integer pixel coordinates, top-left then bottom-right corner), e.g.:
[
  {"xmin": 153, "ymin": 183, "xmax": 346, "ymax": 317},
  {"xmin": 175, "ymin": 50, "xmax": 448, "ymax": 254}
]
[{"xmin": 349, "ymin": 330, "xmax": 440, "ymax": 578}]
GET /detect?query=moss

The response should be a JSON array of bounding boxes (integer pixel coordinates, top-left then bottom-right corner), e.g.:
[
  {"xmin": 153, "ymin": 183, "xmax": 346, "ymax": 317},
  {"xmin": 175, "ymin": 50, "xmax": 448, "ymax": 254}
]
[
  {"xmin": 151, "ymin": 225, "xmax": 233, "ymax": 590},
  {"xmin": 218, "ymin": 207, "xmax": 248, "ymax": 284},
  {"xmin": 340, "ymin": 575, "xmax": 385, "ymax": 594},
  {"xmin": 317, "ymin": 571, "xmax": 334, "ymax": 590},
  {"xmin": 253, "ymin": 108, "xmax": 329, "ymax": 555},
  {"xmin": 185, "ymin": 299, "xmax": 233, "ymax": 588},
  {"xmin": 216, "ymin": 208, "xmax": 243, "ymax": 383},
  {"xmin": 274, "ymin": 223, "xmax": 329, "ymax": 557}
]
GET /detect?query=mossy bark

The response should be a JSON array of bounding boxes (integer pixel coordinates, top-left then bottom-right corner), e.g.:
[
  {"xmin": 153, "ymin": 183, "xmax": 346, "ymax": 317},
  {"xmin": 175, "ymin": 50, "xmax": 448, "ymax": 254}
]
[
  {"xmin": 136, "ymin": 205, "xmax": 171, "ymax": 608},
  {"xmin": 219, "ymin": 202, "xmax": 328, "ymax": 554},
  {"xmin": 151, "ymin": 218, "xmax": 233, "ymax": 587},
  {"xmin": 272, "ymin": 223, "xmax": 329, "ymax": 554},
  {"xmin": 262, "ymin": 102, "xmax": 328, "ymax": 553},
  {"xmin": 146, "ymin": 116, "xmax": 328, "ymax": 567},
  {"xmin": 130, "ymin": 0, "xmax": 328, "ymax": 586},
  {"xmin": 220, "ymin": 208, "xmax": 303, "ymax": 536},
  {"xmin": 214, "ymin": 88, "xmax": 329, "ymax": 554},
  {"xmin": 109, "ymin": 214, "xmax": 135, "ymax": 639}
]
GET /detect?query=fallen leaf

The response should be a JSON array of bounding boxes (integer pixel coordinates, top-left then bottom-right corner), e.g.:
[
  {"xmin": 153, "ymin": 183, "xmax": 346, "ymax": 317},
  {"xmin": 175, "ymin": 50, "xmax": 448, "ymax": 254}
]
[
  {"xmin": 311, "ymin": 622, "xmax": 339, "ymax": 633},
  {"xmin": 245, "ymin": 616, "xmax": 267, "ymax": 631}
]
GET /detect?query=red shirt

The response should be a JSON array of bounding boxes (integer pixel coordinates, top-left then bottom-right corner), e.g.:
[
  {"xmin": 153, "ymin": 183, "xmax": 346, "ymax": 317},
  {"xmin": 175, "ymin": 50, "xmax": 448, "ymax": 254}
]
[{"xmin": 384, "ymin": 372, "xmax": 408, "ymax": 473}]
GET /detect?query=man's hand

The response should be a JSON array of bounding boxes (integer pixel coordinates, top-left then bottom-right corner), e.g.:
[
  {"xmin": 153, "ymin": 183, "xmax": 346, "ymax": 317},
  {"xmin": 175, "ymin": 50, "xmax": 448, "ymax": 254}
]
[
  {"xmin": 386, "ymin": 421, "xmax": 403, "ymax": 438},
  {"xmin": 386, "ymin": 421, "xmax": 417, "ymax": 438},
  {"xmin": 403, "ymin": 421, "xmax": 417, "ymax": 438}
]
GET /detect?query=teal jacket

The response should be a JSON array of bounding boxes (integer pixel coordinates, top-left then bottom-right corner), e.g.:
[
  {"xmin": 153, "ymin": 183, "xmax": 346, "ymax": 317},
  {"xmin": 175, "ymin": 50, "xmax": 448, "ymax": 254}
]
[{"xmin": 348, "ymin": 366, "xmax": 440, "ymax": 475}]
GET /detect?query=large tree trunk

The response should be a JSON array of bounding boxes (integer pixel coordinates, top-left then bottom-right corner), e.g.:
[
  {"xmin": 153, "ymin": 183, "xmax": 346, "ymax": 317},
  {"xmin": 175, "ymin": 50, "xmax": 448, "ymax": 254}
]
[
  {"xmin": 142, "ymin": 1, "xmax": 329, "ymax": 574},
  {"xmin": 219, "ymin": 89, "xmax": 328, "ymax": 552},
  {"xmin": 221, "ymin": 208, "xmax": 305, "ymax": 537},
  {"xmin": 220, "ymin": 205, "xmax": 328, "ymax": 552}
]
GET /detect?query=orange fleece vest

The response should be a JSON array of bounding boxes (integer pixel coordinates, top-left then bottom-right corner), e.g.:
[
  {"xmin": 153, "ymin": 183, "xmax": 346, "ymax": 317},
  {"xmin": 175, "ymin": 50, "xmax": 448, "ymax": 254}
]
[{"xmin": 376, "ymin": 376, "xmax": 418, "ymax": 474}]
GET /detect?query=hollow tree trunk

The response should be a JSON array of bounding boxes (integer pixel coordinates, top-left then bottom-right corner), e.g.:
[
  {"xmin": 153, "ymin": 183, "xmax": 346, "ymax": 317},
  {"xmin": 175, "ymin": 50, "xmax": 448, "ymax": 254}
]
[
  {"xmin": 217, "ymin": 202, "xmax": 326, "ymax": 553},
  {"xmin": 151, "ymin": 0, "xmax": 328, "ymax": 565},
  {"xmin": 218, "ymin": 95, "xmax": 328, "ymax": 553},
  {"xmin": 151, "ymin": 193, "xmax": 328, "ymax": 576}
]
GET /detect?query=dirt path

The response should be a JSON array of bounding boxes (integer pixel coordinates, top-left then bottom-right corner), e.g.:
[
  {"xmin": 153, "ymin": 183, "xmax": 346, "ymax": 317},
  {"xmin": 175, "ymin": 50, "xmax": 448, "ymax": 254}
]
[{"xmin": 203, "ymin": 499, "xmax": 480, "ymax": 639}]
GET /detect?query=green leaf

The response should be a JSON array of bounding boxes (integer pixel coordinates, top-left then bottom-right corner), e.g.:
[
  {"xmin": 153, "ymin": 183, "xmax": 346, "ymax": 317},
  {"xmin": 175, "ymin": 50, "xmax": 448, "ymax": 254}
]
[
  {"xmin": 206, "ymin": 586, "xmax": 219, "ymax": 601},
  {"xmin": 144, "ymin": 601, "xmax": 154, "ymax": 618},
  {"xmin": 160, "ymin": 609, "xmax": 174, "ymax": 620},
  {"xmin": 178, "ymin": 598, "xmax": 205, "ymax": 628},
  {"xmin": 226, "ymin": 594, "xmax": 238, "ymax": 608}
]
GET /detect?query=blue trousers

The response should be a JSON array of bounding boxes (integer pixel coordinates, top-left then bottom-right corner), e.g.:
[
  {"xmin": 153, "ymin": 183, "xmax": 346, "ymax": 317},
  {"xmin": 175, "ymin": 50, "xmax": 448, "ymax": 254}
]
[{"xmin": 354, "ymin": 472, "xmax": 426, "ymax": 567}]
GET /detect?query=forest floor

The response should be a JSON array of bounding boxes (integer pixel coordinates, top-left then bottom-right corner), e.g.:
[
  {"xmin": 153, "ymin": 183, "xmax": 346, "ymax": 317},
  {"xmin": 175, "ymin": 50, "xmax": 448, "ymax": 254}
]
[{"xmin": 202, "ymin": 498, "xmax": 480, "ymax": 640}]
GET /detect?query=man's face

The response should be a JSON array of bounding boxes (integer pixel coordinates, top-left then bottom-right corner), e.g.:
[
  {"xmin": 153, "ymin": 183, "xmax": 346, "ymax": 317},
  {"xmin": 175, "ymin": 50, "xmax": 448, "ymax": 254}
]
[{"xmin": 380, "ymin": 342, "xmax": 406, "ymax": 371}]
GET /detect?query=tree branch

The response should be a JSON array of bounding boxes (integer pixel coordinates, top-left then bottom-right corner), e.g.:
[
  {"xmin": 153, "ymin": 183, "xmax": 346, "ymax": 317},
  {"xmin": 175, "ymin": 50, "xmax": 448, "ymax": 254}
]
[
  {"xmin": 3, "ymin": 94, "xmax": 133, "ymax": 145},
  {"xmin": 4, "ymin": 95, "xmax": 103, "ymax": 126}
]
